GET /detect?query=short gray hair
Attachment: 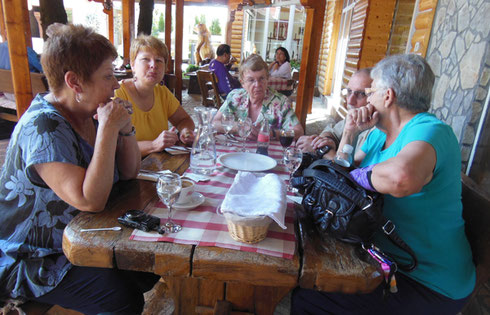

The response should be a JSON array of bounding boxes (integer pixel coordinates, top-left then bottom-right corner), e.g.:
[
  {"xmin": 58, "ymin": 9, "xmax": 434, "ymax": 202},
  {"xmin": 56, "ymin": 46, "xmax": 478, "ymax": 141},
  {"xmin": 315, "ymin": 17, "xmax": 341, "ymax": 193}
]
[
  {"xmin": 371, "ymin": 54, "xmax": 435, "ymax": 112},
  {"xmin": 239, "ymin": 54, "xmax": 269, "ymax": 81}
]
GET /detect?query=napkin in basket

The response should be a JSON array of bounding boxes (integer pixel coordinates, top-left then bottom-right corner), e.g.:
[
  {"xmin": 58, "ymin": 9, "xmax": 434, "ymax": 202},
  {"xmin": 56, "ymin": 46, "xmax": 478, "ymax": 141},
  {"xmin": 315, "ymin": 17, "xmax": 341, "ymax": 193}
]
[{"xmin": 220, "ymin": 171, "xmax": 287, "ymax": 229}]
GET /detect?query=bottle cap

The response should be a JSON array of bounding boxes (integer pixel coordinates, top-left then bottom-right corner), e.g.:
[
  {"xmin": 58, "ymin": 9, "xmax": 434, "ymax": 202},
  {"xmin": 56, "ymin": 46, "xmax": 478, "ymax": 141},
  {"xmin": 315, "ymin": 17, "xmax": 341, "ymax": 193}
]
[{"xmin": 342, "ymin": 144, "xmax": 354, "ymax": 154}]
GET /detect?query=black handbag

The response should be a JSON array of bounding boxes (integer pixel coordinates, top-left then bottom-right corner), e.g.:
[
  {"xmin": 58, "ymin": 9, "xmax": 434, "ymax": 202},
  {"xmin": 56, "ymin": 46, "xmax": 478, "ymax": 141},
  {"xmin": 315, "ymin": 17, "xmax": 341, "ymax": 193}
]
[{"xmin": 292, "ymin": 159, "xmax": 417, "ymax": 273}]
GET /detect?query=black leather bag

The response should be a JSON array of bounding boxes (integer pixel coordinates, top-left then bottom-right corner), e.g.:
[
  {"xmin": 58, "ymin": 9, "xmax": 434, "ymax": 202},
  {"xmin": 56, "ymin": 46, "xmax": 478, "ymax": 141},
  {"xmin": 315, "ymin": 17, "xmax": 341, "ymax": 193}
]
[{"xmin": 292, "ymin": 159, "xmax": 417, "ymax": 272}]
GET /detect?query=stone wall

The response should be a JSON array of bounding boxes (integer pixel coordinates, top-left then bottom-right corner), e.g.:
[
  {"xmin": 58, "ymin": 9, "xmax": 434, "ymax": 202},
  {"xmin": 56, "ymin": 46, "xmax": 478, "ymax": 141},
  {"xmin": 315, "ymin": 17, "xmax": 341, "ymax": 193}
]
[{"xmin": 426, "ymin": 0, "xmax": 489, "ymax": 171}]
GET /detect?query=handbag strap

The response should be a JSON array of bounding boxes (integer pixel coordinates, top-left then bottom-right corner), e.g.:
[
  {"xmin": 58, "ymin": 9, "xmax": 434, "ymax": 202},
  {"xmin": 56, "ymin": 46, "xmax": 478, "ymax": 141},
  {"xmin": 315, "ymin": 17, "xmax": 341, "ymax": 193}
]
[{"xmin": 378, "ymin": 218, "xmax": 418, "ymax": 272}]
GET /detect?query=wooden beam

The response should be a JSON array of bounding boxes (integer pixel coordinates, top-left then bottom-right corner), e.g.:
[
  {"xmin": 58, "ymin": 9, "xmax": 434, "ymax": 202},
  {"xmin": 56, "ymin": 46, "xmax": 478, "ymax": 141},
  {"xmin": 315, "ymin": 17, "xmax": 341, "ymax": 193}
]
[
  {"xmin": 165, "ymin": 0, "xmax": 172, "ymax": 73},
  {"xmin": 2, "ymin": 0, "xmax": 33, "ymax": 119},
  {"xmin": 107, "ymin": 7, "xmax": 114, "ymax": 44},
  {"xmin": 0, "ymin": 0, "xmax": 5, "ymax": 40},
  {"xmin": 122, "ymin": 0, "xmax": 135, "ymax": 64},
  {"xmin": 296, "ymin": 0, "xmax": 326, "ymax": 128},
  {"xmin": 175, "ymin": 0, "xmax": 183, "ymax": 102},
  {"xmin": 21, "ymin": 0, "xmax": 31, "ymax": 47}
]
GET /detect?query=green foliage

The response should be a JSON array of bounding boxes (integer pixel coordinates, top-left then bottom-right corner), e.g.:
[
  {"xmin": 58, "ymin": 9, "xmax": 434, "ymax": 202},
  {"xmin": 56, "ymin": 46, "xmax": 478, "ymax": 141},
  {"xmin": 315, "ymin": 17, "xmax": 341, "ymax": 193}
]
[
  {"xmin": 186, "ymin": 64, "xmax": 199, "ymax": 73},
  {"xmin": 290, "ymin": 59, "xmax": 301, "ymax": 70},
  {"xmin": 194, "ymin": 15, "xmax": 206, "ymax": 27},
  {"xmin": 210, "ymin": 19, "xmax": 221, "ymax": 35},
  {"xmin": 158, "ymin": 13, "xmax": 165, "ymax": 32}
]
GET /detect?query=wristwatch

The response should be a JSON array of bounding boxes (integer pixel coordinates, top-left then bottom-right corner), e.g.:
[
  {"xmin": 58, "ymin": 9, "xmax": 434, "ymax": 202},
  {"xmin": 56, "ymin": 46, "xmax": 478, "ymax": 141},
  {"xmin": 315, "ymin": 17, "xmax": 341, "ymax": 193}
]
[{"xmin": 315, "ymin": 145, "xmax": 331, "ymax": 158}]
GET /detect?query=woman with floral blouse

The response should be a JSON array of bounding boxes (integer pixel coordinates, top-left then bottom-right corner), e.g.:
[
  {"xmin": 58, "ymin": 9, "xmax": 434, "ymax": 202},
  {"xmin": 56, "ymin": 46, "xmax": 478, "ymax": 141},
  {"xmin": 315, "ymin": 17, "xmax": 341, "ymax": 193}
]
[{"xmin": 213, "ymin": 54, "xmax": 304, "ymax": 140}]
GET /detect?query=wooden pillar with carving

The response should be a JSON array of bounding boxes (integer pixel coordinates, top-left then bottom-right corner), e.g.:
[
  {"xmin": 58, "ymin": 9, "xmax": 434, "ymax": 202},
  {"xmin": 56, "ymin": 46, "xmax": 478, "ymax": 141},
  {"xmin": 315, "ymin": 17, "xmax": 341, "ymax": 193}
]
[
  {"xmin": 296, "ymin": 0, "xmax": 326, "ymax": 128},
  {"xmin": 174, "ymin": 0, "xmax": 183, "ymax": 102},
  {"xmin": 122, "ymin": 0, "xmax": 135, "ymax": 64},
  {"xmin": 1, "ymin": 0, "xmax": 34, "ymax": 118}
]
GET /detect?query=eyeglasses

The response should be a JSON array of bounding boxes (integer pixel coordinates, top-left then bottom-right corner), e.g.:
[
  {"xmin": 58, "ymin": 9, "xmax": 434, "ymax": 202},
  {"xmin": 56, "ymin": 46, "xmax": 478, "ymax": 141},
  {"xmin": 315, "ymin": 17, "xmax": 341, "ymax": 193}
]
[
  {"xmin": 341, "ymin": 88, "xmax": 367, "ymax": 99},
  {"xmin": 243, "ymin": 76, "xmax": 267, "ymax": 85},
  {"xmin": 364, "ymin": 87, "xmax": 380, "ymax": 97}
]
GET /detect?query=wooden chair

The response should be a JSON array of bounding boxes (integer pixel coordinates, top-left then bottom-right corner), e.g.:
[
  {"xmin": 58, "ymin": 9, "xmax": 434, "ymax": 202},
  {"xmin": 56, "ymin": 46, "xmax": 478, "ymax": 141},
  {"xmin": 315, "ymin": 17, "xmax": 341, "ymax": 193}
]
[
  {"xmin": 460, "ymin": 173, "xmax": 490, "ymax": 313},
  {"xmin": 163, "ymin": 73, "xmax": 176, "ymax": 95},
  {"xmin": 196, "ymin": 70, "xmax": 222, "ymax": 108},
  {"xmin": 0, "ymin": 69, "xmax": 48, "ymax": 122}
]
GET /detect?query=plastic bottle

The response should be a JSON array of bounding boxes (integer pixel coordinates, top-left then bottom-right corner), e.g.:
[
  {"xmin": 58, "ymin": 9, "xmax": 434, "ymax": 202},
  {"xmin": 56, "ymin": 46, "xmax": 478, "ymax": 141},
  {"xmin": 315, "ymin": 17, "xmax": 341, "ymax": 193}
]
[
  {"xmin": 334, "ymin": 144, "xmax": 354, "ymax": 168},
  {"xmin": 256, "ymin": 120, "xmax": 270, "ymax": 156}
]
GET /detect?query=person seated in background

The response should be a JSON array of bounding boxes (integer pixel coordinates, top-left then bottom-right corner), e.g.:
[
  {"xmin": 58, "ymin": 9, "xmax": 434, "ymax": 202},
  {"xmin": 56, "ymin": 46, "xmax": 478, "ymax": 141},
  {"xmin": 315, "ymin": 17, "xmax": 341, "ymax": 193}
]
[
  {"xmin": 208, "ymin": 44, "xmax": 241, "ymax": 97},
  {"xmin": 115, "ymin": 35, "xmax": 195, "ymax": 157},
  {"xmin": 291, "ymin": 54, "xmax": 475, "ymax": 315},
  {"xmin": 213, "ymin": 54, "xmax": 304, "ymax": 140},
  {"xmin": 296, "ymin": 68, "xmax": 373, "ymax": 160},
  {"xmin": 0, "ymin": 40, "xmax": 43, "ymax": 73},
  {"xmin": 0, "ymin": 24, "xmax": 159, "ymax": 314},
  {"xmin": 268, "ymin": 47, "xmax": 292, "ymax": 80}
]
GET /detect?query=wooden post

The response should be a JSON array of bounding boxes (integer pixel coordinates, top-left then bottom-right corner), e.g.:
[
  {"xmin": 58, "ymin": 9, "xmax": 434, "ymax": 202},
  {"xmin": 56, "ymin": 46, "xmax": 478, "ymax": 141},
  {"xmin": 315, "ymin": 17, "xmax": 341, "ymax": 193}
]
[
  {"xmin": 21, "ymin": 0, "xmax": 31, "ymax": 48},
  {"xmin": 122, "ymin": 0, "xmax": 135, "ymax": 64},
  {"xmin": 296, "ymin": 0, "xmax": 326, "ymax": 128},
  {"xmin": 107, "ymin": 7, "xmax": 114, "ymax": 44},
  {"xmin": 0, "ymin": 0, "xmax": 6, "ymax": 40},
  {"xmin": 174, "ymin": 0, "xmax": 183, "ymax": 102},
  {"xmin": 2, "ymin": 0, "xmax": 33, "ymax": 119},
  {"xmin": 165, "ymin": 0, "xmax": 172, "ymax": 73}
]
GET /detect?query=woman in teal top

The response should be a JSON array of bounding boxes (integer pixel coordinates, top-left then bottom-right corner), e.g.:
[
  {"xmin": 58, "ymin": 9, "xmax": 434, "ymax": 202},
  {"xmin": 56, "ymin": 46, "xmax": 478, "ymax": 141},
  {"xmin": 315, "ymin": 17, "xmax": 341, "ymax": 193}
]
[{"xmin": 292, "ymin": 54, "xmax": 475, "ymax": 315}]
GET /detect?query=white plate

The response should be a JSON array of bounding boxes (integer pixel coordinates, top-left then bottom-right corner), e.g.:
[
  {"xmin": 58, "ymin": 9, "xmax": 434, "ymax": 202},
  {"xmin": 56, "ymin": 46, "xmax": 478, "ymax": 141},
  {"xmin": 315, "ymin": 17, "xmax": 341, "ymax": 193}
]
[
  {"xmin": 218, "ymin": 152, "xmax": 277, "ymax": 172},
  {"xmin": 174, "ymin": 192, "xmax": 205, "ymax": 210}
]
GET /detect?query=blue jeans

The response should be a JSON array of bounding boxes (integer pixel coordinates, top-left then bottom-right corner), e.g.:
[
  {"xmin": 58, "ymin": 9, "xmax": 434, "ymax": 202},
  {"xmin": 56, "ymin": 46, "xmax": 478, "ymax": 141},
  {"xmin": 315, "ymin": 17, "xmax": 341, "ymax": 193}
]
[
  {"xmin": 291, "ymin": 272, "xmax": 469, "ymax": 315},
  {"xmin": 31, "ymin": 266, "xmax": 160, "ymax": 315}
]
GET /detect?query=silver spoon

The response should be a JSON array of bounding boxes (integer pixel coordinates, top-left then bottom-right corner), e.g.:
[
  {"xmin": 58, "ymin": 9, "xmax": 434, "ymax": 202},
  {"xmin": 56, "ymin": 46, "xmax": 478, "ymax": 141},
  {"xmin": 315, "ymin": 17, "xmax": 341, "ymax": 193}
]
[{"xmin": 80, "ymin": 227, "xmax": 122, "ymax": 232}]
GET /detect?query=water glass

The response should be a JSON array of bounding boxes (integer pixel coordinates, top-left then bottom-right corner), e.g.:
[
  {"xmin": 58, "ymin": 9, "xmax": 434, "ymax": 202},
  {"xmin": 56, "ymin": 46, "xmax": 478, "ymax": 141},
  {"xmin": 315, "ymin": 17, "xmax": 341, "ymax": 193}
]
[
  {"xmin": 284, "ymin": 147, "xmax": 302, "ymax": 192},
  {"xmin": 221, "ymin": 112, "xmax": 235, "ymax": 147},
  {"xmin": 157, "ymin": 173, "xmax": 182, "ymax": 233},
  {"xmin": 237, "ymin": 117, "xmax": 252, "ymax": 152}
]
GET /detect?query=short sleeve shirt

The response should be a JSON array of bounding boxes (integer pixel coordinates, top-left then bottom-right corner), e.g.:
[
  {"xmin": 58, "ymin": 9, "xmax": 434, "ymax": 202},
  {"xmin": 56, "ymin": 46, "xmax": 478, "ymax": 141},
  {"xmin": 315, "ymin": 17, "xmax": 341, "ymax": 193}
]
[
  {"xmin": 0, "ymin": 94, "xmax": 118, "ymax": 299},
  {"xmin": 115, "ymin": 83, "xmax": 180, "ymax": 141},
  {"xmin": 219, "ymin": 88, "xmax": 300, "ymax": 130},
  {"xmin": 361, "ymin": 112, "xmax": 475, "ymax": 299}
]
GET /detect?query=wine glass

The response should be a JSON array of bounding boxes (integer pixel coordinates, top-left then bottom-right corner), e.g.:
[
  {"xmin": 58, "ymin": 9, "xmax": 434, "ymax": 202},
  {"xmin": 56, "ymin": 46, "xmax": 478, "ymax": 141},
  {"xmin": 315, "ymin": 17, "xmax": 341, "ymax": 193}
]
[
  {"xmin": 221, "ymin": 112, "xmax": 235, "ymax": 147},
  {"xmin": 157, "ymin": 173, "xmax": 182, "ymax": 233},
  {"xmin": 279, "ymin": 129, "xmax": 295, "ymax": 164},
  {"xmin": 284, "ymin": 147, "xmax": 302, "ymax": 192},
  {"xmin": 237, "ymin": 117, "xmax": 252, "ymax": 152}
]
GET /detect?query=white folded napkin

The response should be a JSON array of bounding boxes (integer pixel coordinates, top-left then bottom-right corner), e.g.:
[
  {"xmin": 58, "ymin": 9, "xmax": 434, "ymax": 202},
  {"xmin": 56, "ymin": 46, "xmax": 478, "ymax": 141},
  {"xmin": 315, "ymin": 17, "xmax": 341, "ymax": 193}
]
[
  {"xmin": 165, "ymin": 146, "xmax": 191, "ymax": 155},
  {"xmin": 220, "ymin": 171, "xmax": 287, "ymax": 229}
]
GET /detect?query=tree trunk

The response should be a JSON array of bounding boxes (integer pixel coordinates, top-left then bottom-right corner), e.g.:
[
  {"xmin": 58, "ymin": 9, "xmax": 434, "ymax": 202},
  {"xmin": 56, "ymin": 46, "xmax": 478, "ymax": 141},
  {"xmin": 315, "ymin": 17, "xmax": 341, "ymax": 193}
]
[
  {"xmin": 137, "ymin": 0, "xmax": 154, "ymax": 35},
  {"xmin": 39, "ymin": 0, "xmax": 67, "ymax": 40}
]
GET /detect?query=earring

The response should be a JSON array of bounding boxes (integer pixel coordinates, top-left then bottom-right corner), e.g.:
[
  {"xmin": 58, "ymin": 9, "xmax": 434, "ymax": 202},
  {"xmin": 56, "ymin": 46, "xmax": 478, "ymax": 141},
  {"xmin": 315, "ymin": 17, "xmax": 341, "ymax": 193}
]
[{"xmin": 75, "ymin": 93, "xmax": 82, "ymax": 103}]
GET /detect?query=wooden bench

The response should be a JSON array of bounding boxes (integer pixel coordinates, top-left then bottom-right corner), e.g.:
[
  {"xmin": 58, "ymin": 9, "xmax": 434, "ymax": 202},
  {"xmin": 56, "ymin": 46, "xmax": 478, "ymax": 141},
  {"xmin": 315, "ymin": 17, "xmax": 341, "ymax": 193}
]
[
  {"xmin": 0, "ymin": 69, "xmax": 48, "ymax": 122},
  {"xmin": 461, "ymin": 173, "xmax": 490, "ymax": 313}
]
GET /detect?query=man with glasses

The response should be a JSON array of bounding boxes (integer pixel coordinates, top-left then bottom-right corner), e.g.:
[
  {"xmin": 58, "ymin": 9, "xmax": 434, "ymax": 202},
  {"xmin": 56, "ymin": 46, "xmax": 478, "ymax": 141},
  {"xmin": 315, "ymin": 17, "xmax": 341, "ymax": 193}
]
[
  {"xmin": 297, "ymin": 68, "xmax": 373, "ymax": 159},
  {"xmin": 209, "ymin": 44, "xmax": 241, "ymax": 97}
]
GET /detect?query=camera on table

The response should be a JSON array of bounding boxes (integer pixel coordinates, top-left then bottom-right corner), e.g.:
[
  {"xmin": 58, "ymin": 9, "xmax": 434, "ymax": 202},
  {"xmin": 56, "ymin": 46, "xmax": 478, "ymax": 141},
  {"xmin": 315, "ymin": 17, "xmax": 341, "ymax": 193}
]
[{"xmin": 117, "ymin": 210, "xmax": 165, "ymax": 234}]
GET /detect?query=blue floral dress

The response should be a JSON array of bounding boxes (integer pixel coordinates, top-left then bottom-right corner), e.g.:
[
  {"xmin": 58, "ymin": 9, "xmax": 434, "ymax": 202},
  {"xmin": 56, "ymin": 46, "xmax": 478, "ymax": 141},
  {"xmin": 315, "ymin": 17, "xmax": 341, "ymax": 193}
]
[
  {"xmin": 0, "ymin": 94, "xmax": 118, "ymax": 299},
  {"xmin": 219, "ymin": 88, "xmax": 300, "ymax": 130}
]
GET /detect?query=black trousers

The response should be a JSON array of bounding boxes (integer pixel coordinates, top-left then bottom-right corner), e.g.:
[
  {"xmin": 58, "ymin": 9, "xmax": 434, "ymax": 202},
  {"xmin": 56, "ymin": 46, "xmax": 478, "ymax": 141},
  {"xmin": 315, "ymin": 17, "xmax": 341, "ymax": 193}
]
[
  {"xmin": 291, "ymin": 272, "xmax": 470, "ymax": 315},
  {"xmin": 31, "ymin": 265, "xmax": 160, "ymax": 315}
]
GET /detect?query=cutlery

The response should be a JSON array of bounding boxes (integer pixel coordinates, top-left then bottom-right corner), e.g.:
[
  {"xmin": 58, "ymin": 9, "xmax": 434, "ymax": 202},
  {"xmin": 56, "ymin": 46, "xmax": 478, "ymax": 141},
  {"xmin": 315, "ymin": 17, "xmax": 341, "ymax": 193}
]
[{"xmin": 80, "ymin": 227, "xmax": 122, "ymax": 232}]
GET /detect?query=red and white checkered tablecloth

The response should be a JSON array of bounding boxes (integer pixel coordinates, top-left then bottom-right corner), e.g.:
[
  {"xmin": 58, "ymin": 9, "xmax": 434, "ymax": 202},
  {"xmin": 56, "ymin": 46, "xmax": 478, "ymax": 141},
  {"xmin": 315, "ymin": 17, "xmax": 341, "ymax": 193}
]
[
  {"xmin": 268, "ymin": 77, "xmax": 293, "ymax": 91},
  {"xmin": 130, "ymin": 141, "xmax": 297, "ymax": 259}
]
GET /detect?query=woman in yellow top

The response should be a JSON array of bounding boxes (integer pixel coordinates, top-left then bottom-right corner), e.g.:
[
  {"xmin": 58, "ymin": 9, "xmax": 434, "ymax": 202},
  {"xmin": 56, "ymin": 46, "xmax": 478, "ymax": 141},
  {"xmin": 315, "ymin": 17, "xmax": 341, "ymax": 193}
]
[{"xmin": 115, "ymin": 35, "xmax": 195, "ymax": 157}]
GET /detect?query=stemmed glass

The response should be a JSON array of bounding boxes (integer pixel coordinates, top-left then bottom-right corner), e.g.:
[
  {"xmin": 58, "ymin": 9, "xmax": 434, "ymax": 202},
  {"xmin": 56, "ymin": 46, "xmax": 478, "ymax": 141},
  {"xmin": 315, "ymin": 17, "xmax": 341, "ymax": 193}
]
[
  {"xmin": 284, "ymin": 147, "xmax": 303, "ymax": 192},
  {"xmin": 279, "ymin": 129, "xmax": 295, "ymax": 164},
  {"xmin": 221, "ymin": 112, "xmax": 235, "ymax": 147},
  {"xmin": 157, "ymin": 173, "xmax": 182, "ymax": 233},
  {"xmin": 237, "ymin": 117, "xmax": 252, "ymax": 152}
]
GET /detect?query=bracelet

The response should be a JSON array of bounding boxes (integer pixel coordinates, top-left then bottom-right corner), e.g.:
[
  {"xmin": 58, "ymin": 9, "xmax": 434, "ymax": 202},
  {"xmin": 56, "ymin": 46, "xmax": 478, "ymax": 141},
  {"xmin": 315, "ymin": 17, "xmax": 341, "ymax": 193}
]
[{"xmin": 119, "ymin": 126, "xmax": 135, "ymax": 137}]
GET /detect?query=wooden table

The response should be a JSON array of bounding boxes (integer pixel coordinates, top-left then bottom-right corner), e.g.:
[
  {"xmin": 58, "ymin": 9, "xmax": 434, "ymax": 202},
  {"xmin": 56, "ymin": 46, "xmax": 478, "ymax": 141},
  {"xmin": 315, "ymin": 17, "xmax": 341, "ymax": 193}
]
[{"xmin": 62, "ymin": 152, "xmax": 382, "ymax": 314}]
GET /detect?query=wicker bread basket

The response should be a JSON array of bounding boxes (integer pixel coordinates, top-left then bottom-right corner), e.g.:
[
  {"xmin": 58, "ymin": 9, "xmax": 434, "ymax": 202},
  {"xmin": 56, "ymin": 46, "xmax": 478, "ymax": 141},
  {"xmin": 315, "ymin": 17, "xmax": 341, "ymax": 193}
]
[{"xmin": 223, "ymin": 213, "xmax": 272, "ymax": 244}]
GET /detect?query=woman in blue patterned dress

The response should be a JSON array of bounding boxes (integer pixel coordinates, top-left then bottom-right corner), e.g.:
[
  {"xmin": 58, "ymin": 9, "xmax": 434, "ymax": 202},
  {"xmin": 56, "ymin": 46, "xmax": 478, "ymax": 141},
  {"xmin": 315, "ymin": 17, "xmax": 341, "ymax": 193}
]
[
  {"xmin": 0, "ymin": 24, "xmax": 159, "ymax": 314},
  {"xmin": 212, "ymin": 54, "xmax": 304, "ymax": 140}
]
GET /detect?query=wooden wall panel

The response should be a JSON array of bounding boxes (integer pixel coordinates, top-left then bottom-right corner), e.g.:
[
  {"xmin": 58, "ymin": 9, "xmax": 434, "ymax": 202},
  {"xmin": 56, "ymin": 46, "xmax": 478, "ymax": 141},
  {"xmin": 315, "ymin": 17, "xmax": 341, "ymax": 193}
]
[
  {"xmin": 358, "ymin": 0, "xmax": 396, "ymax": 69},
  {"xmin": 317, "ymin": 1, "xmax": 338, "ymax": 95},
  {"xmin": 408, "ymin": 0, "xmax": 437, "ymax": 56},
  {"xmin": 230, "ymin": 9, "xmax": 243, "ymax": 62}
]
